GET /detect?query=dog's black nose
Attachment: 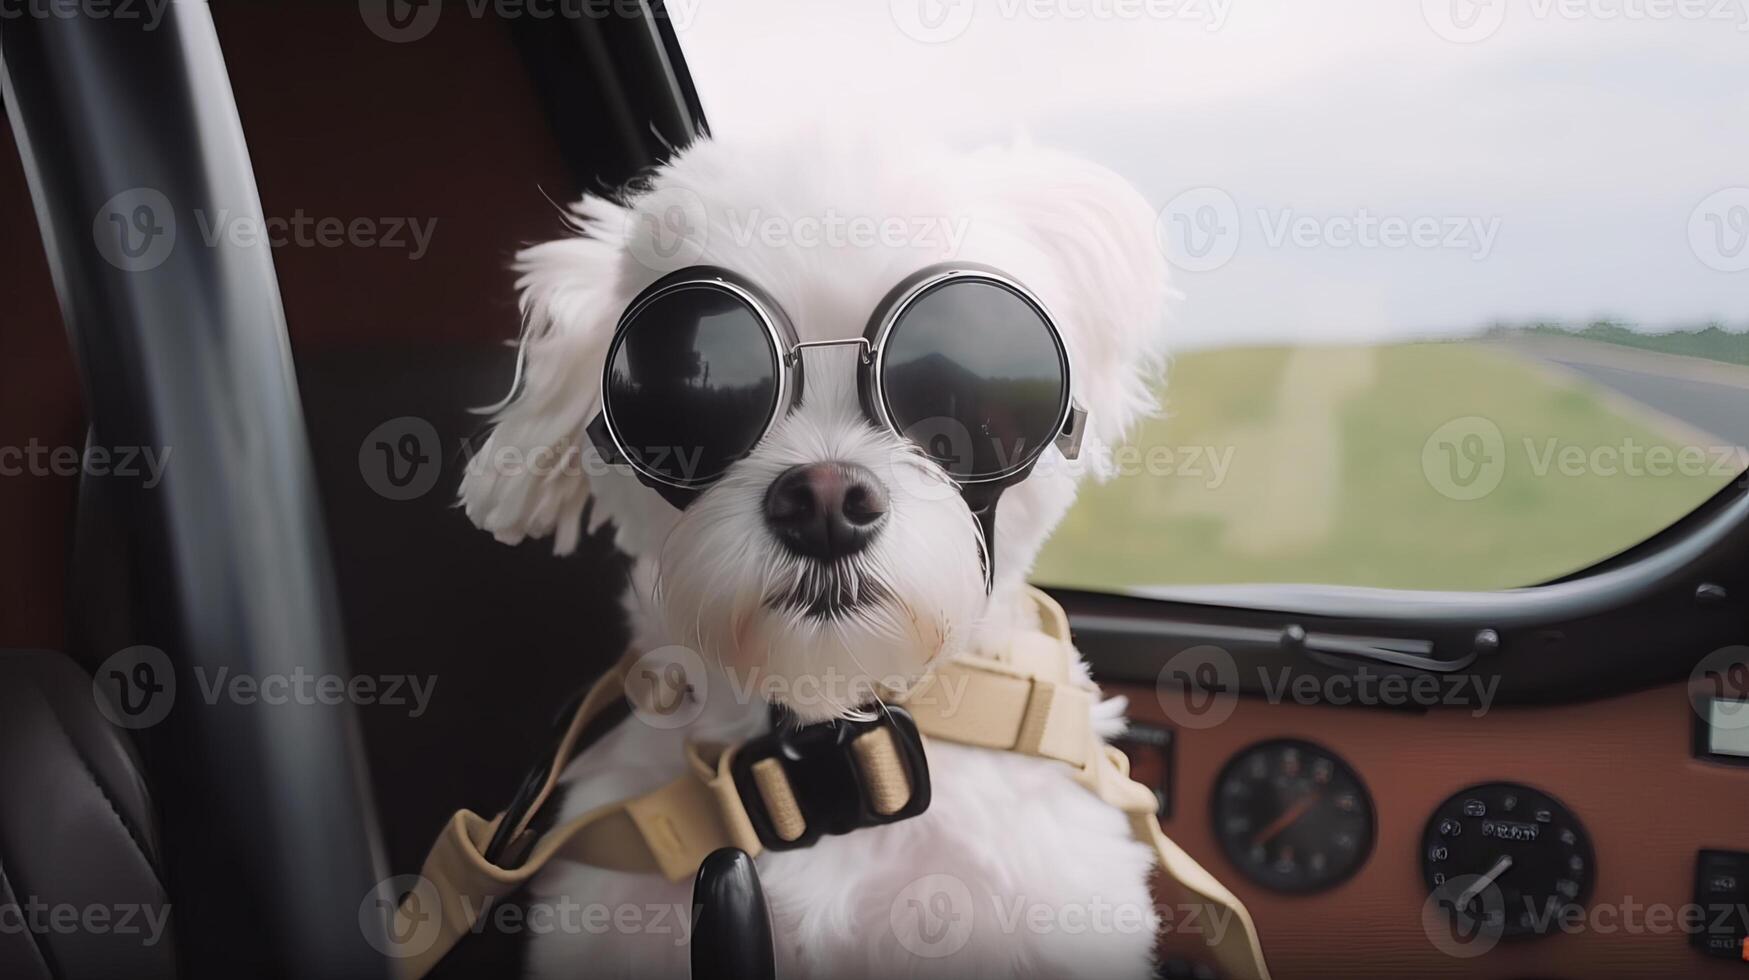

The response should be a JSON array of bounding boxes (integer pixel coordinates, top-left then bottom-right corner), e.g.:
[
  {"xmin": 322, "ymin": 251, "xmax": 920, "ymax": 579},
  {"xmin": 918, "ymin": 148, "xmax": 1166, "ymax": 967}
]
[{"xmin": 763, "ymin": 462, "xmax": 888, "ymax": 561}]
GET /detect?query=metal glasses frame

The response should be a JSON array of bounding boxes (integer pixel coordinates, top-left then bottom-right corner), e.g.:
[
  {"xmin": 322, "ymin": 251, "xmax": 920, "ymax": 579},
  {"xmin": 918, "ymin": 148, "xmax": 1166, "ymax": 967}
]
[{"xmin": 589, "ymin": 262, "xmax": 1088, "ymax": 506}]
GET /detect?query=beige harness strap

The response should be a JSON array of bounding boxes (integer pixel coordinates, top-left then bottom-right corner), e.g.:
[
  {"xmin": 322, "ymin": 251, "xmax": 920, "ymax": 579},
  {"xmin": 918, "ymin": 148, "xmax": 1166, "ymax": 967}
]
[
  {"xmin": 395, "ymin": 589, "xmax": 1270, "ymax": 980},
  {"xmin": 904, "ymin": 591, "xmax": 1096, "ymax": 770}
]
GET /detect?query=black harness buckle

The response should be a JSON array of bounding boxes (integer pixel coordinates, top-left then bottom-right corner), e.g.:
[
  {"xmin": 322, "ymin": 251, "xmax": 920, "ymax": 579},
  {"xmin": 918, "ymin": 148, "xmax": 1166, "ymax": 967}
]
[{"xmin": 730, "ymin": 706, "xmax": 932, "ymax": 851}]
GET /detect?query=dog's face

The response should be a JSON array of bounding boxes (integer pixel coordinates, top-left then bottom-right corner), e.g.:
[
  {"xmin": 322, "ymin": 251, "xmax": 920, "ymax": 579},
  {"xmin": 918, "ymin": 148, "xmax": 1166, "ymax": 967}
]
[{"xmin": 463, "ymin": 131, "xmax": 1168, "ymax": 722}]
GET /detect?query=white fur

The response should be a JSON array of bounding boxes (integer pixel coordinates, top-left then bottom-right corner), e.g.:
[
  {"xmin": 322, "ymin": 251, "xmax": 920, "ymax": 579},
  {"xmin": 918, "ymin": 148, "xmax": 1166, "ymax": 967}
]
[{"xmin": 461, "ymin": 128, "xmax": 1171, "ymax": 979}]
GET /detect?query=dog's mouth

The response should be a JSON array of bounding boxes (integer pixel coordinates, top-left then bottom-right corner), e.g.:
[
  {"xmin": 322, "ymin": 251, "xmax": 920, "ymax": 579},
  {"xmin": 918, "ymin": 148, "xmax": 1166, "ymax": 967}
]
[{"xmin": 765, "ymin": 562, "xmax": 893, "ymax": 619}]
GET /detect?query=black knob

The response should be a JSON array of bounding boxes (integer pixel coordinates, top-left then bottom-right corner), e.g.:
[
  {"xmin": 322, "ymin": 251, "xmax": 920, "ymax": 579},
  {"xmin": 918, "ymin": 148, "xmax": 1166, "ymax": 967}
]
[{"xmin": 691, "ymin": 847, "xmax": 775, "ymax": 980}]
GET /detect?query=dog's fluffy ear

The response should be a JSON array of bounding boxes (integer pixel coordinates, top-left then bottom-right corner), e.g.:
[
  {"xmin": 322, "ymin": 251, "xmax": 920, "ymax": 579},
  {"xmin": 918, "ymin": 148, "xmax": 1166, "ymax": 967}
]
[
  {"xmin": 459, "ymin": 195, "xmax": 630, "ymax": 554},
  {"xmin": 973, "ymin": 145, "xmax": 1171, "ymax": 462}
]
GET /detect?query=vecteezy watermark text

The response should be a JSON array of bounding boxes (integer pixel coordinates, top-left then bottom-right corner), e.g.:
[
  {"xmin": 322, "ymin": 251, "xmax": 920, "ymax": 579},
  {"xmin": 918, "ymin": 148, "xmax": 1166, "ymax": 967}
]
[
  {"xmin": 359, "ymin": 0, "xmax": 703, "ymax": 43},
  {"xmin": 623, "ymin": 644, "xmax": 975, "ymax": 731},
  {"xmin": 0, "ymin": 898, "xmax": 172, "ymax": 947},
  {"xmin": 94, "ymin": 187, "xmax": 438, "ymax": 273},
  {"xmin": 361, "ymin": 877, "xmax": 698, "ymax": 959},
  {"xmin": 890, "ymin": 872, "xmax": 1230, "ymax": 960},
  {"xmin": 427, "ymin": 420, "xmax": 1238, "ymax": 505},
  {"xmin": 1157, "ymin": 189, "xmax": 1503, "ymax": 273},
  {"xmin": 0, "ymin": 0, "xmax": 170, "ymax": 29},
  {"xmin": 191, "ymin": 666, "xmax": 437, "ymax": 718},
  {"xmin": 1423, "ymin": 0, "xmax": 1749, "ymax": 44},
  {"xmin": 724, "ymin": 208, "xmax": 972, "ymax": 255},
  {"xmin": 1423, "ymin": 884, "xmax": 1749, "ymax": 958},
  {"xmin": 1422, "ymin": 416, "xmax": 1747, "ymax": 502},
  {"xmin": 0, "ymin": 440, "xmax": 171, "ymax": 488},
  {"xmin": 92, "ymin": 645, "xmax": 439, "ymax": 730},
  {"xmin": 889, "ymin": 0, "xmax": 1233, "ymax": 44},
  {"xmin": 192, "ymin": 209, "xmax": 437, "ymax": 260},
  {"xmin": 1155, "ymin": 645, "xmax": 1500, "ymax": 730}
]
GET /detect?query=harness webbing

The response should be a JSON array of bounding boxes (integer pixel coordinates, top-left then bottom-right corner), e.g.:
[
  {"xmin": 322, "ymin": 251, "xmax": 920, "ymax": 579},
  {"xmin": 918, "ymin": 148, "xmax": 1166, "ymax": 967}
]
[{"xmin": 394, "ymin": 589, "xmax": 1271, "ymax": 980}]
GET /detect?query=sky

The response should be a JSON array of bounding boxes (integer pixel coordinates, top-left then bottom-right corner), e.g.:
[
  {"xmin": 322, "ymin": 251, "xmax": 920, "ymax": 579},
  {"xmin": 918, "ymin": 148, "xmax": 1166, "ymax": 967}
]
[{"xmin": 673, "ymin": 0, "xmax": 1749, "ymax": 349}]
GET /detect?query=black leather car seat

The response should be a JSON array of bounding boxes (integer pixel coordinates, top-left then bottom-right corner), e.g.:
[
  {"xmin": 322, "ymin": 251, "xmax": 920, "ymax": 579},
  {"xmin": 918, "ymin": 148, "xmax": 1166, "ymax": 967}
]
[{"xmin": 0, "ymin": 649, "xmax": 175, "ymax": 979}]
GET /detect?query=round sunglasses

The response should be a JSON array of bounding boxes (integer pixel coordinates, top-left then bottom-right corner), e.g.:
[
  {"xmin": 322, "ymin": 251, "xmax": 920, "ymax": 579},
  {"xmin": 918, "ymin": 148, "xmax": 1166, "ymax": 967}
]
[{"xmin": 584, "ymin": 263, "xmax": 1087, "ymax": 536}]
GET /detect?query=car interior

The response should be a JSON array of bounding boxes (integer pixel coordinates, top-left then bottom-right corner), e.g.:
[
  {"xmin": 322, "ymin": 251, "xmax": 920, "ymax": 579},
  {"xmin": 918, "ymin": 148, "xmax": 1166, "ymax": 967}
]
[{"xmin": 3, "ymin": 3, "xmax": 1748, "ymax": 978}]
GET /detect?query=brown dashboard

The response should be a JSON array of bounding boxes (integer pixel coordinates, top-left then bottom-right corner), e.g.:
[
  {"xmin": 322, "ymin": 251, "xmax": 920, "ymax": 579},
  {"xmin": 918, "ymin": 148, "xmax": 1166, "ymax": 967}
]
[{"xmin": 1112, "ymin": 679, "xmax": 1749, "ymax": 979}]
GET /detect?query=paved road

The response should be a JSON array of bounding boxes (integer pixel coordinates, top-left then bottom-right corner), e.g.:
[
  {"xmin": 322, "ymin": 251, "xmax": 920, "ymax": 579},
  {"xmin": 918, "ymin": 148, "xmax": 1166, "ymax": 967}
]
[{"xmin": 1499, "ymin": 337, "xmax": 1749, "ymax": 449}]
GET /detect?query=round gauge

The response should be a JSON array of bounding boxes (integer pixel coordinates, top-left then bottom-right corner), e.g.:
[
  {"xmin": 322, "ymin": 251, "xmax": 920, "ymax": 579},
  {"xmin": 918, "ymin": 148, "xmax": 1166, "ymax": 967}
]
[
  {"xmin": 1212, "ymin": 739, "xmax": 1375, "ymax": 893},
  {"xmin": 1421, "ymin": 782, "xmax": 1594, "ymax": 940}
]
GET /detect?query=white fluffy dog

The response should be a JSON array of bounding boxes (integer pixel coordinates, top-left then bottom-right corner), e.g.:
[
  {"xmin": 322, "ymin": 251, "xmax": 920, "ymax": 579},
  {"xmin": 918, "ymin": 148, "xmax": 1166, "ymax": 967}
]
[{"xmin": 460, "ymin": 127, "xmax": 1173, "ymax": 979}]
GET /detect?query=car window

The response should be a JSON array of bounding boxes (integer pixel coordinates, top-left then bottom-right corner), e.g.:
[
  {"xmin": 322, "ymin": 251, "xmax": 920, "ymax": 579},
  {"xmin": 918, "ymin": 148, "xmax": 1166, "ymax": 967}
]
[{"xmin": 675, "ymin": 1, "xmax": 1749, "ymax": 592}]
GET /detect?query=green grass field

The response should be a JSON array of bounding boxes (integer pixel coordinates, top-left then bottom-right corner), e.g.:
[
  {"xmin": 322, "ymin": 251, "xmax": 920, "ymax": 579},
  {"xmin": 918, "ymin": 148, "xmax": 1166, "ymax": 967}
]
[{"xmin": 1032, "ymin": 342, "xmax": 1741, "ymax": 593}]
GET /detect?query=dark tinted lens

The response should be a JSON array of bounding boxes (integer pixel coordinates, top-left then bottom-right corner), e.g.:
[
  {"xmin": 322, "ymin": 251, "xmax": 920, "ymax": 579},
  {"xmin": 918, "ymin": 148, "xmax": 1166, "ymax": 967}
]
[
  {"xmin": 605, "ymin": 284, "xmax": 780, "ymax": 484},
  {"xmin": 879, "ymin": 278, "xmax": 1068, "ymax": 480}
]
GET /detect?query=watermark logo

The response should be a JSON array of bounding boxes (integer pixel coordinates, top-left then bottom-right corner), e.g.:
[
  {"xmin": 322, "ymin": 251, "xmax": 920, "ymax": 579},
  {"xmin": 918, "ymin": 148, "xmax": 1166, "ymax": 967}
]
[
  {"xmin": 1425, "ymin": 0, "xmax": 1749, "ymax": 42},
  {"xmin": 1424, "ymin": 419, "xmax": 1744, "ymax": 501},
  {"xmin": 360, "ymin": 416, "xmax": 442, "ymax": 501},
  {"xmin": 1422, "ymin": 0, "xmax": 1509, "ymax": 42},
  {"xmin": 884, "ymin": 417, "xmax": 978, "ymax": 505},
  {"xmin": 1691, "ymin": 188, "xmax": 1749, "ymax": 274},
  {"xmin": 1155, "ymin": 644, "xmax": 1239, "ymax": 729},
  {"xmin": 624, "ymin": 645, "xmax": 710, "ymax": 729},
  {"xmin": 94, "ymin": 187, "xmax": 176, "ymax": 273},
  {"xmin": 96, "ymin": 650, "xmax": 437, "ymax": 729},
  {"xmin": 1422, "ymin": 873, "xmax": 1507, "ymax": 957},
  {"xmin": 359, "ymin": 0, "xmax": 442, "ymax": 42},
  {"xmin": 622, "ymin": 652, "xmax": 975, "ymax": 725},
  {"xmin": 1424, "ymin": 890, "xmax": 1749, "ymax": 953},
  {"xmin": 1422, "ymin": 416, "xmax": 1507, "ymax": 501},
  {"xmin": 97, "ymin": 188, "xmax": 435, "ymax": 268},
  {"xmin": 890, "ymin": 874, "xmax": 976, "ymax": 958},
  {"xmin": 1158, "ymin": 651, "xmax": 1499, "ymax": 727},
  {"xmin": 625, "ymin": 185, "xmax": 710, "ymax": 271},
  {"xmin": 1157, "ymin": 187, "xmax": 1241, "ymax": 273},
  {"xmin": 1691, "ymin": 645, "xmax": 1749, "ymax": 730},
  {"xmin": 890, "ymin": 0, "xmax": 978, "ymax": 42},
  {"xmin": 93, "ymin": 645, "xmax": 176, "ymax": 730},
  {"xmin": 360, "ymin": 874, "xmax": 444, "ymax": 959},
  {"xmin": 1158, "ymin": 192, "xmax": 1498, "ymax": 271}
]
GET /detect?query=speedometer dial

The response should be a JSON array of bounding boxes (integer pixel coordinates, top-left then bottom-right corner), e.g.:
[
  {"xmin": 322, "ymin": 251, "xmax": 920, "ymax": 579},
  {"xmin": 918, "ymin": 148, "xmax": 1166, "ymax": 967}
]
[
  {"xmin": 1421, "ymin": 782, "xmax": 1594, "ymax": 940},
  {"xmin": 1212, "ymin": 739, "xmax": 1375, "ymax": 893}
]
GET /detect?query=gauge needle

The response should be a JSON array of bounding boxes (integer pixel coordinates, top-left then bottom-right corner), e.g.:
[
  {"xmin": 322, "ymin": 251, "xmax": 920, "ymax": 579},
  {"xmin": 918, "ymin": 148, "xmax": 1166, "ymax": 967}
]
[
  {"xmin": 1251, "ymin": 795, "xmax": 1320, "ymax": 848},
  {"xmin": 1457, "ymin": 855, "xmax": 1514, "ymax": 908}
]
